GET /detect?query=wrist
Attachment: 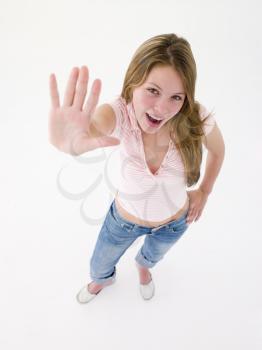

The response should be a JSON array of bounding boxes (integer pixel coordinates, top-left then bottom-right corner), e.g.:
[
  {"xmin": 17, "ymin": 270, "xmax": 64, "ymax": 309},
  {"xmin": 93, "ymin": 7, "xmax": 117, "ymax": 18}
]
[{"xmin": 198, "ymin": 186, "xmax": 211, "ymax": 196}]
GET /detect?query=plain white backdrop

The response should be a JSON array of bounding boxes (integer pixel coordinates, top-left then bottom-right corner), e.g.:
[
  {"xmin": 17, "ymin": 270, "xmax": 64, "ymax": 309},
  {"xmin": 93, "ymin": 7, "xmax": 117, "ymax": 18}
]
[{"xmin": 0, "ymin": 0, "xmax": 261, "ymax": 349}]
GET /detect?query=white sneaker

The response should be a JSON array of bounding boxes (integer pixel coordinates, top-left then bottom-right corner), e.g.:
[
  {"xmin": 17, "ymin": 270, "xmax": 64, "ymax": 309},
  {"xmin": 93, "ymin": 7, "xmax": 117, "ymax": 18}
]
[
  {"xmin": 139, "ymin": 278, "xmax": 155, "ymax": 300},
  {"xmin": 76, "ymin": 278, "xmax": 116, "ymax": 304}
]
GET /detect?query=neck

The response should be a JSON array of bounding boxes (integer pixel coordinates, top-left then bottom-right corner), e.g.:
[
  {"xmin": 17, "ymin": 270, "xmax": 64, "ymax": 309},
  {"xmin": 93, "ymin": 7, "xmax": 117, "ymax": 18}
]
[{"xmin": 142, "ymin": 124, "xmax": 169, "ymax": 139}]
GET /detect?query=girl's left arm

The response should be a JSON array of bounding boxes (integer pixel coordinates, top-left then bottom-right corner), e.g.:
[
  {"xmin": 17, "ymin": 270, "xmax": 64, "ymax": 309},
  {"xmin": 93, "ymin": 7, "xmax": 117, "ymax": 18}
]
[
  {"xmin": 199, "ymin": 123, "xmax": 225, "ymax": 195},
  {"xmin": 186, "ymin": 123, "xmax": 225, "ymax": 223}
]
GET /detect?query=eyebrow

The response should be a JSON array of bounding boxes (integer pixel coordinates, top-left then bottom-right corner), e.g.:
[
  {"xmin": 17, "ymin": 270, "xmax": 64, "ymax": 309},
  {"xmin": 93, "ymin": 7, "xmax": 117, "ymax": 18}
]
[{"xmin": 148, "ymin": 82, "xmax": 186, "ymax": 95}]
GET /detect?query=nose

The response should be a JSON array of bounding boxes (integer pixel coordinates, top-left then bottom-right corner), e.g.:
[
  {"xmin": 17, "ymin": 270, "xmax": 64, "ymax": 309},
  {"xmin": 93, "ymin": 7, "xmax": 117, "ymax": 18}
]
[{"xmin": 153, "ymin": 98, "xmax": 169, "ymax": 117}]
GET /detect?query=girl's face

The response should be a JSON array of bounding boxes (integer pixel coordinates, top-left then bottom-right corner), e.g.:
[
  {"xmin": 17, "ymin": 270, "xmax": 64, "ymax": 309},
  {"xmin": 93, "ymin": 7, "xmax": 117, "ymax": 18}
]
[{"xmin": 132, "ymin": 65, "xmax": 186, "ymax": 135}]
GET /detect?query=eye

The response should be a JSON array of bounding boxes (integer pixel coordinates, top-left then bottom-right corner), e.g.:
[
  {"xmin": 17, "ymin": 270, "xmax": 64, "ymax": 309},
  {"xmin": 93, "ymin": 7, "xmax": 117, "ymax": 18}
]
[
  {"xmin": 147, "ymin": 88, "xmax": 159, "ymax": 95},
  {"xmin": 172, "ymin": 95, "xmax": 182, "ymax": 101},
  {"xmin": 147, "ymin": 88, "xmax": 183, "ymax": 101}
]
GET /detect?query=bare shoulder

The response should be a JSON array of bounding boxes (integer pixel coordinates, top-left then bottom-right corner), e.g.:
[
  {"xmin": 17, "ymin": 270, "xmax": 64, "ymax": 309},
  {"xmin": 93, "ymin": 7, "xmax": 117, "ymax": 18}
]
[{"xmin": 90, "ymin": 103, "xmax": 116, "ymax": 138}]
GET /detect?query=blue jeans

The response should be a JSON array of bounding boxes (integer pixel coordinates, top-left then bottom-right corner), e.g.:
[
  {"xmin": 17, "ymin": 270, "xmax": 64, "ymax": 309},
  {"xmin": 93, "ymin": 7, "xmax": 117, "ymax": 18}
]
[{"xmin": 90, "ymin": 199, "xmax": 189, "ymax": 284}]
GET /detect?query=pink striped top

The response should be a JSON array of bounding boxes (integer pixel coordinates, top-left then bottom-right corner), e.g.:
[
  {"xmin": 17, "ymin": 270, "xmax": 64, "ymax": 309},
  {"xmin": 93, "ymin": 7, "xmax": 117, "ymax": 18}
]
[{"xmin": 109, "ymin": 96, "xmax": 216, "ymax": 221}]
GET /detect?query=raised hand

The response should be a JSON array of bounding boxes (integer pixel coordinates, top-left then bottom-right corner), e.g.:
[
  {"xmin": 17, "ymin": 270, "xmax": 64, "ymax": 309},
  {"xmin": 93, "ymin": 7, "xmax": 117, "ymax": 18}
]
[{"xmin": 48, "ymin": 66, "xmax": 120, "ymax": 155}]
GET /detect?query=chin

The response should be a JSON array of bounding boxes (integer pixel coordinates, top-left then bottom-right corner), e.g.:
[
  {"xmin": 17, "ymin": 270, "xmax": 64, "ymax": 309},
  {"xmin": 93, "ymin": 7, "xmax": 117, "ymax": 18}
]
[{"xmin": 140, "ymin": 122, "xmax": 158, "ymax": 133}]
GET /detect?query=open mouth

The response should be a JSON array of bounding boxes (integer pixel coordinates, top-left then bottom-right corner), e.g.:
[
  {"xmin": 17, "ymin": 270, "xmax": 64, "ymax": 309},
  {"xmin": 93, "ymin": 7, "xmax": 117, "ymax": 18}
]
[{"xmin": 145, "ymin": 113, "xmax": 163, "ymax": 126}]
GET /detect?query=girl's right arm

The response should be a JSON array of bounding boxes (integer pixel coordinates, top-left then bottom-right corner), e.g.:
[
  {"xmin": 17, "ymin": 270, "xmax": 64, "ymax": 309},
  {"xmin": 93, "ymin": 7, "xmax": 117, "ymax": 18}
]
[{"xmin": 48, "ymin": 66, "xmax": 120, "ymax": 156}]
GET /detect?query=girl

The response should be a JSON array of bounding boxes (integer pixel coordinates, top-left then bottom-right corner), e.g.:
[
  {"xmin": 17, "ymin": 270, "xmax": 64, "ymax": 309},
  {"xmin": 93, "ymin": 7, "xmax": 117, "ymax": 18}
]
[{"xmin": 49, "ymin": 33, "xmax": 225, "ymax": 303}]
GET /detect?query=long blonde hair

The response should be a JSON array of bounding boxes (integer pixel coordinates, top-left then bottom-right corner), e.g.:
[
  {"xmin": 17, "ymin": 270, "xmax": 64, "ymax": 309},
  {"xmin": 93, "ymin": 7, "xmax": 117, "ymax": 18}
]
[{"xmin": 121, "ymin": 33, "xmax": 212, "ymax": 186}]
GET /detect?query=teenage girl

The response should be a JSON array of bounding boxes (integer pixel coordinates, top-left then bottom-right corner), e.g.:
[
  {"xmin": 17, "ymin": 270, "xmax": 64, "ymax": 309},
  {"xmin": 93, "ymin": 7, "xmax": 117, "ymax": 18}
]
[{"xmin": 48, "ymin": 33, "xmax": 225, "ymax": 303}]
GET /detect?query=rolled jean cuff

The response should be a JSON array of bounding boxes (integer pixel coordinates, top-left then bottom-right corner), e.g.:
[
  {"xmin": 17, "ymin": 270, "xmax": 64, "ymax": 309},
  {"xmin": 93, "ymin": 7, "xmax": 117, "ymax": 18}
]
[
  {"xmin": 90, "ymin": 267, "xmax": 116, "ymax": 285},
  {"xmin": 135, "ymin": 248, "xmax": 156, "ymax": 269}
]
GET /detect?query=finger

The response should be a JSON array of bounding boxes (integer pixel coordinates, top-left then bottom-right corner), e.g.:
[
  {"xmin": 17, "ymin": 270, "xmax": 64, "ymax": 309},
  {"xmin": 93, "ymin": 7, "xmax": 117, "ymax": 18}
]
[
  {"xmin": 195, "ymin": 208, "xmax": 204, "ymax": 221},
  {"xmin": 186, "ymin": 207, "xmax": 196, "ymax": 223},
  {"xmin": 62, "ymin": 67, "xmax": 79, "ymax": 107},
  {"xmin": 192, "ymin": 208, "xmax": 202, "ymax": 222},
  {"xmin": 83, "ymin": 79, "xmax": 102, "ymax": 116},
  {"xmin": 49, "ymin": 73, "xmax": 60, "ymax": 108},
  {"xmin": 73, "ymin": 66, "xmax": 89, "ymax": 109},
  {"xmin": 195, "ymin": 212, "xmax": 201, "ymax": 221}
]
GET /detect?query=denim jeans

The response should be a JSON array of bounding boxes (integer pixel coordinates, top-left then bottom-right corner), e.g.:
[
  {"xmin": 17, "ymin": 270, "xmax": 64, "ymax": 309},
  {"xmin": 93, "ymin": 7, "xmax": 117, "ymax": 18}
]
[{"xmin": 90, "ymin": 199, "xmax": 189, "ymax": 285}]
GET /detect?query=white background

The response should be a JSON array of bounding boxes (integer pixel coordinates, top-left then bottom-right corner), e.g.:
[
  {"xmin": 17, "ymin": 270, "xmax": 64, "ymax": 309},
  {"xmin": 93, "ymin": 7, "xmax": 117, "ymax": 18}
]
[{"xmin": 0, "ymin": 0, "xmax": 261, "ymax": 349}]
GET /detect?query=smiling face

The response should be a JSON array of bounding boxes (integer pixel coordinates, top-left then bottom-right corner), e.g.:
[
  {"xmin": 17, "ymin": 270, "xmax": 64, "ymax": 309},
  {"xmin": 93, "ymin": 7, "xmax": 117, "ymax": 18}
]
[{"xmin": 132, "ymin": 64, "xmax": 186, "ymax": 135}]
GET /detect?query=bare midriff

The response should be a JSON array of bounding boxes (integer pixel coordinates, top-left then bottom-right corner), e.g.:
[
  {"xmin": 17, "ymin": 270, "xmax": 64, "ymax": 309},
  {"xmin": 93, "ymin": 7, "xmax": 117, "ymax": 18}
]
[{"xmin": 115, "ymin": 193, "xmax": 190, "ymax": 228}]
